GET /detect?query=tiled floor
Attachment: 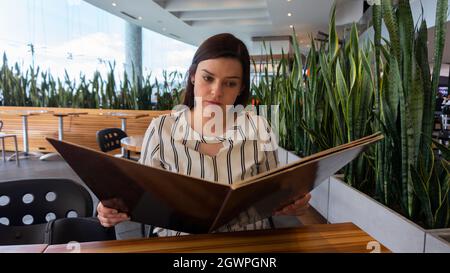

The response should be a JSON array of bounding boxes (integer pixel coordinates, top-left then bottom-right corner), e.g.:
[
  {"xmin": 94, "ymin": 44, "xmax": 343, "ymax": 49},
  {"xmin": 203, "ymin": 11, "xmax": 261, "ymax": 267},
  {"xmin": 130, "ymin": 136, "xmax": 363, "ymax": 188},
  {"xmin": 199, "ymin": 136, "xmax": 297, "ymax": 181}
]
[{"xmin": 0, "ymin": 153, "xmax": 83, "ymax": 184}]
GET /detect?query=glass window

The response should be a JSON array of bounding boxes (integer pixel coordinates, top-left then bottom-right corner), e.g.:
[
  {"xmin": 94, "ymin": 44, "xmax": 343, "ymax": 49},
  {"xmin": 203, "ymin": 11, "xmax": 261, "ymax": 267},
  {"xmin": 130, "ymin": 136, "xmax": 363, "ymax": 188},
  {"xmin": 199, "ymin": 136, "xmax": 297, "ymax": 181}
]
[{"xmin": 0, "ymin": 0, "xmax": 196, "ymax": 82}]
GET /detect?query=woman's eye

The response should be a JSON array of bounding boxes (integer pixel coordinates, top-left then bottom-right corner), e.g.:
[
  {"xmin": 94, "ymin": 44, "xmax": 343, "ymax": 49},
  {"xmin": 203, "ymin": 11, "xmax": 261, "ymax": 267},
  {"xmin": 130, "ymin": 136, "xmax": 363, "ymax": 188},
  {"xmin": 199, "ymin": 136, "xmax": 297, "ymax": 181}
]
[
  {"xmin": 203, "ymin": 75, "xmax": 213, "ymax": 82},
  {"xmin": 225, "ymin": 81, "xmax": 237, "ymax": 88}
]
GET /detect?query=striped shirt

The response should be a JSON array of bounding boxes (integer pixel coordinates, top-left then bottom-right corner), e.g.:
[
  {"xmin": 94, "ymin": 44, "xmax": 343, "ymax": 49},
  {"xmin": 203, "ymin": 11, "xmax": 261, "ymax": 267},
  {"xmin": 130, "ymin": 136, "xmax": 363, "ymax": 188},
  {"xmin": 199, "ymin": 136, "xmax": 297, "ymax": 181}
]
[{"xmin": 139, "ymin": 108, "xmax": 279, "ymax": 236}]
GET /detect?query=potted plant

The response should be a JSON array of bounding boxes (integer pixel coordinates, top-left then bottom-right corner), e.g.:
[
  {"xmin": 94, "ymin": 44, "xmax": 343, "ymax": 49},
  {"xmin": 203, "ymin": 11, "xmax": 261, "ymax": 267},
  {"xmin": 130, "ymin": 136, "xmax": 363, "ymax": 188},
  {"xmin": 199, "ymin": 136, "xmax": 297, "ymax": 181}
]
[{"xmin": 252, "ymin": 0, "xmax": 450, "ymax": 252}]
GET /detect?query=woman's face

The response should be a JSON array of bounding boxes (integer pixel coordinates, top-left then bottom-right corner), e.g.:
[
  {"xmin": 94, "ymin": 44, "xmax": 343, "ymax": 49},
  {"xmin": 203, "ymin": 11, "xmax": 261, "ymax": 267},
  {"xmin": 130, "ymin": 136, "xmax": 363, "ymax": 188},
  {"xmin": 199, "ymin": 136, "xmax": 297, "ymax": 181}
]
[{"xmin": 191, "ymin": 57, "xmax": 243, "ymax": 112}]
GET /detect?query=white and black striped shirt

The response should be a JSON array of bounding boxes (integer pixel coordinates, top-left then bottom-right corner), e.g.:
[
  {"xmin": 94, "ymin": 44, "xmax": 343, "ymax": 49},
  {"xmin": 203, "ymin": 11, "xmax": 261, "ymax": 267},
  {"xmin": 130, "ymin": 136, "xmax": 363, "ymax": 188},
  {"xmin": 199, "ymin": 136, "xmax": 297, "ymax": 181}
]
[{"xmin": 139, "ymin": 108, "xmax": 279, "ymax": 236}]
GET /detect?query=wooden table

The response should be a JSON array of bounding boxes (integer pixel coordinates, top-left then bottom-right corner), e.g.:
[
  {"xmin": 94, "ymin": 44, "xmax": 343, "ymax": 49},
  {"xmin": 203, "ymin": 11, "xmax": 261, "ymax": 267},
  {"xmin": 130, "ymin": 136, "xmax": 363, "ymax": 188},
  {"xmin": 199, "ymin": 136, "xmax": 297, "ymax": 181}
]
[
  {"xmin": 99, "ymin": 112, "xmax": 148, "ymax": 155},
  {"xmin": 0, "ymin": 244, "xmax": 48, "ymax": 253},
  {"xmin": 98, "ymin": 112, "xmax": 148, "ymax": 133},
  {"xmin": 53, "ymin": 112, "xmax": 89, "ymax": 140},
  {"xmin": 40, "ymin": 111, "xmax": 88, "ymax": 160},
  {"xmin": 44, "ymin": 223, "xmax": 390, "ymax": 253},
  {"xmin": 120, "ymin": 135, "xmax": 144, "ymax": 153},
  {"xmin": 0, "ymin": 110, "xmax": 53, "ymax": 159}
]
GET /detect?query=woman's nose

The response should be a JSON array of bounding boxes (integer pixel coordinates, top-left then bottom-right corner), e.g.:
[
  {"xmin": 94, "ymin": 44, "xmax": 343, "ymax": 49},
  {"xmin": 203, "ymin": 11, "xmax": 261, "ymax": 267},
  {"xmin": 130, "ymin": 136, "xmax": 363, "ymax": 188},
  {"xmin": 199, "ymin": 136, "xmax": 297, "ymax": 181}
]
[{"xmin": 211, "ymin": 82, "xmax": 224, "ymax": 97}]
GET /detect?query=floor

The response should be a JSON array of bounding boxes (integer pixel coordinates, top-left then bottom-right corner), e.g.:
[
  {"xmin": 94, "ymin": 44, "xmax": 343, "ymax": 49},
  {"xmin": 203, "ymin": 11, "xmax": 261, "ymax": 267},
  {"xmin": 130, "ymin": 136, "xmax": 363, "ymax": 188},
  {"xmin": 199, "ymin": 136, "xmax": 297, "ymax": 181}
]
[{"xmin": 0, "ymin": 152, "xmax": 325, "ymax": 240}]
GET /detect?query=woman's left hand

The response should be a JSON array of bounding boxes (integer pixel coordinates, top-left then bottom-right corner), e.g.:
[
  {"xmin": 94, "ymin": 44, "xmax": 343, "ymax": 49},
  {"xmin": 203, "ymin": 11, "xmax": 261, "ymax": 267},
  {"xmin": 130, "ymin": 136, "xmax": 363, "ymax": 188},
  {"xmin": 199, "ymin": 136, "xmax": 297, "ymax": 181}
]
[{"xmin": 274, "ymin": 193, "xmax": 311, "ymax": 216}]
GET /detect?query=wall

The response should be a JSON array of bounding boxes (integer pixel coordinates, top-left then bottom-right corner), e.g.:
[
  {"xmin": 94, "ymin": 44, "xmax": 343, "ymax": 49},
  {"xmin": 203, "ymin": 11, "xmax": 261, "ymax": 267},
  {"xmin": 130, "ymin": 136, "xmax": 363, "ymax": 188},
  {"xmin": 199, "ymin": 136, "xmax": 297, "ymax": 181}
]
[{"xmin": 0, "ymin": 106, "xmax": 169, "ymax": 153}]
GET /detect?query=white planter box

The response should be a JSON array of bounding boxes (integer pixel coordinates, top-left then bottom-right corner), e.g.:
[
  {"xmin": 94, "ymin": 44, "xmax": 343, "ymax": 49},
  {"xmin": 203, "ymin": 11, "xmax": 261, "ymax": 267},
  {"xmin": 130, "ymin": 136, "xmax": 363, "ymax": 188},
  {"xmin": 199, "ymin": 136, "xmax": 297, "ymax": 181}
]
[
  {"xmin": 327, "ymin": 177, "xmax": 425, "ymax": 252},
  {"xmin": 425, "ymin": 229, "xmax": 450, "ymax": 253},
  {"xmin": 277, "ymin": 149, "xmax": 450, "ymax": 252},
  {"xmin": 323, "ymin": 176, "xmax": 450, "ymax": 253}
]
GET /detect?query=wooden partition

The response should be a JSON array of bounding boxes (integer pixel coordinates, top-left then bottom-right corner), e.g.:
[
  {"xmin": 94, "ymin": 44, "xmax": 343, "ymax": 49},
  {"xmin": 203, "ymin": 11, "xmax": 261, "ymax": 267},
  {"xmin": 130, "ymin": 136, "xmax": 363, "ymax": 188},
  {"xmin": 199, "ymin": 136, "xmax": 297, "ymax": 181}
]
[{"xmin": 0, "ymin": 106, "xmax": 170, "ymax": 153}]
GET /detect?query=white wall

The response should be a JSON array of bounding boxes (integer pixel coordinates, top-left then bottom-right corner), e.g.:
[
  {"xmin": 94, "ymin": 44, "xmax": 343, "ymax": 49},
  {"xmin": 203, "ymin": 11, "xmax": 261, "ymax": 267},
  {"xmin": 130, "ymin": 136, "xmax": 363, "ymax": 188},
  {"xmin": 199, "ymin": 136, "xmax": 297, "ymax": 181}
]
[
  {"xmin": 336, "ymin": 0, "xmax": 364, "ymax": 26},
  {"xmin": 249, "ymin": 40, "xmax": 291, "ymax": 56}
]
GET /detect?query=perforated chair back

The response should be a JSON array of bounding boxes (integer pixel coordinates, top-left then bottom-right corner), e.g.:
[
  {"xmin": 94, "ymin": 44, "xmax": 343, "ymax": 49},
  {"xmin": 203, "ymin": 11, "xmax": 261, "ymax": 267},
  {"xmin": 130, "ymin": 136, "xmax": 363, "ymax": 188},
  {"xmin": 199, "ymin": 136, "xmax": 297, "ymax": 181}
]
[
  {"xmin": 0, "ymin": 178, "xmax": 93, "ymax": 226},
  {"xmin": 96, "ymin": 128, "xmax": 128, "ymax": 153},
  {"xmin": 0, "ymin": 178, "xmax": 109, "ymax": 245}
]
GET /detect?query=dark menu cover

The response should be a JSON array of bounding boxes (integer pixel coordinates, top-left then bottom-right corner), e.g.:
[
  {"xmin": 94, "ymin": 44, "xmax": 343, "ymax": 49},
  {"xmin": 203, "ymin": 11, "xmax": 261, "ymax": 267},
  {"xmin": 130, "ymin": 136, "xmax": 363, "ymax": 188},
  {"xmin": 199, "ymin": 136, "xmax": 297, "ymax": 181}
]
[{"xmin": 47, "ymin": 132, "xmax": 383, "ymax": 233}]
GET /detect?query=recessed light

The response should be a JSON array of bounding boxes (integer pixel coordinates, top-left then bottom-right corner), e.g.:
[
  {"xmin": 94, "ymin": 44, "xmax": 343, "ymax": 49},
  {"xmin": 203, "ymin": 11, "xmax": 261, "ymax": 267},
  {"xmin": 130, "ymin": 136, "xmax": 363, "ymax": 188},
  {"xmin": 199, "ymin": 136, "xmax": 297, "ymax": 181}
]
[
  {"xmin": 112, "ymin": 2, "xmax": 117, "ymax": 6},
  {"xmin": 287, "ymin": 0, "xmax": 291, "ymax": 2},
  {"xmin": 289, "ymin": 25, "xmax": 294, "ymax": 28},
  {"xmin": 288, "ymin": 13, "xmax": 292, "ymax": 17},
  {"xmin": 138, "ymin": 16, "xmax": 142, "ymax": 20}
]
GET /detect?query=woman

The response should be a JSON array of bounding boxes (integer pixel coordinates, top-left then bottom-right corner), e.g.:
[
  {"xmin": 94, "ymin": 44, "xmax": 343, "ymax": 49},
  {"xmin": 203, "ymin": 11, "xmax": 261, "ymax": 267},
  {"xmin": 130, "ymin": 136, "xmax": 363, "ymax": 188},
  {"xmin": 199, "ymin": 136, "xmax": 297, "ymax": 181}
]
[{"xmin": 97, "ymin": 33, "xmax": 311, "ymax": 235}]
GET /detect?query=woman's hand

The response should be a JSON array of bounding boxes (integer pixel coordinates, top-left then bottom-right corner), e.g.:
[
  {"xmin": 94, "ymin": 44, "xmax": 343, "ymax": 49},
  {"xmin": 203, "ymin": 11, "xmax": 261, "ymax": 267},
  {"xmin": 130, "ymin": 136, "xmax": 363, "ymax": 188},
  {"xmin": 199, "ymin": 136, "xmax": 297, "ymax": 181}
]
[
  {"xmin": 97, "ymin": 202, "xmax": 130, "ymax": 227},
  {"xmin": 274, "ymin": 193, "xmax": 311, "ymax": 216}
]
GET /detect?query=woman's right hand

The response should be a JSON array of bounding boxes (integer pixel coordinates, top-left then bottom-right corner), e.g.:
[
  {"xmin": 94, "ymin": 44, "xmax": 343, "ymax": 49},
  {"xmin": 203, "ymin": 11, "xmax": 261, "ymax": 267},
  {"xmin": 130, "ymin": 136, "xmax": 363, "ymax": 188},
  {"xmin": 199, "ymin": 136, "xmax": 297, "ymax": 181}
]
[{"xmin": 97, "ymin": 202, "xmax": 130, "ymax": 227}]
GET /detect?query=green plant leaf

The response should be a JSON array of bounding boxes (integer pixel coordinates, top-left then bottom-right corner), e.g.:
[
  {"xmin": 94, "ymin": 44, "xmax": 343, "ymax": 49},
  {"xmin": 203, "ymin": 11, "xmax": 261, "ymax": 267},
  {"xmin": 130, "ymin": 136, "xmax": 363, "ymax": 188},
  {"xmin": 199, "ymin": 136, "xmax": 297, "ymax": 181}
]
[{"xmin": 411, "ymin": 165, "xmax": 434, "ymax": 228}]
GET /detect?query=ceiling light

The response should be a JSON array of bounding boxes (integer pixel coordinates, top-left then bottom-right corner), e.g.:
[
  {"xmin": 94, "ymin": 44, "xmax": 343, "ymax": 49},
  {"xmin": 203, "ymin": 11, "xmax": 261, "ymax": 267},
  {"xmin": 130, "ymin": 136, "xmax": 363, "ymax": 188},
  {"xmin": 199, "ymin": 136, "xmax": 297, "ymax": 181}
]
[
  {"xmin": 288, "ymin": 13, "xmax": 292, "ymax": 17},
  {"xmin": 138, "ymin": 16, "xmax": 142, "ymax": 20},
  {"xmin": 289, "ymin": 25, "xmax": 294, "ymax": 28},
  {"xmin": 112, "ymin": 2, "xmax": 117, "ymax": 6}
]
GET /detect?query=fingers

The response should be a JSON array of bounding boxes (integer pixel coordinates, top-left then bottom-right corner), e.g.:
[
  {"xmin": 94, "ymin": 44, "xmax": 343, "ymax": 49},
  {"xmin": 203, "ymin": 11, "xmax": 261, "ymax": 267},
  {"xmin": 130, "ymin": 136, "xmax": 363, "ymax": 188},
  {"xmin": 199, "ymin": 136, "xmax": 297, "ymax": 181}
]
[
  {"xmin": 274, "ymin": 193, "xmax": 312, "ymax": 216},
  {"xmin": 98, "ymin": 214, "xmax": 130, "ymax": 227},
  {"xmin": 97, "ymin": 202, "xmax": 130, "ymax": 227},
  {"xmin": 294, "ymin": 193, "xmax": 311, "ymax": 206},
  {"xmin": 97, "ymin": 202, "xmax": 118, "ymax": 215},
  {"xmin": 280, "ymin": 203, "xmax": 310, "ymax": 216}
]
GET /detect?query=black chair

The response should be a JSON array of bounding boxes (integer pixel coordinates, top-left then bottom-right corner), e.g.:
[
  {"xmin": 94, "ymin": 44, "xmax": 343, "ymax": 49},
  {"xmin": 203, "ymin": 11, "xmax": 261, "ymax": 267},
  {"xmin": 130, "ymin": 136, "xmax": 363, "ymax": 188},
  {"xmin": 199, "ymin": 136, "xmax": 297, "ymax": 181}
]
[
  {"xmin": 96, "ymin": 128, "xmax": 130, "ymax": 158},
  {"xmin": 0, "ymin": 178, "xmax": 115, "ymax": 245},
  {"xmin": 45, "ymin": 217, "xmax": 115, "ymax": 244}
]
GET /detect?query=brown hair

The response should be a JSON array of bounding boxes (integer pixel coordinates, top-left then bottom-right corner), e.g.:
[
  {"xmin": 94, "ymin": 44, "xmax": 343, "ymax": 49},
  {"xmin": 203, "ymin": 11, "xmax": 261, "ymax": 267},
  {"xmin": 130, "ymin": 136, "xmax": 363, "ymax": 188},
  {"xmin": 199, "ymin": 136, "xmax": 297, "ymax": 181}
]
[{"xmin": 183, "ymin": 33, "xmax": 250, "ymax": 108}]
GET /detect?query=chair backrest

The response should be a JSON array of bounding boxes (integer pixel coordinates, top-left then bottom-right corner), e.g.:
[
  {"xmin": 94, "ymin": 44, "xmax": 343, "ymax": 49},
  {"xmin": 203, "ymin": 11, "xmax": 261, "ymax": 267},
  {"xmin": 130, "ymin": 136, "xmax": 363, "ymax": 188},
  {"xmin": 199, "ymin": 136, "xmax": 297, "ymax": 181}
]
[
  {"xmin": 0, "ymin": 178, "xmax": 93, "ymax": 227},
  {"xmin": 0, "ymin": 120, "xmax": 3, "ymax": 131},
  {"xmin": 96, "ymin": 128, "xmax": 128, "ymax": 153},
  {"xmin": 0, "ymin": 178, "xmax": 116, "ymax": 245},
  {"xmin": 45, "ymin": 217, "xmax": 116, "ymax": 245}
]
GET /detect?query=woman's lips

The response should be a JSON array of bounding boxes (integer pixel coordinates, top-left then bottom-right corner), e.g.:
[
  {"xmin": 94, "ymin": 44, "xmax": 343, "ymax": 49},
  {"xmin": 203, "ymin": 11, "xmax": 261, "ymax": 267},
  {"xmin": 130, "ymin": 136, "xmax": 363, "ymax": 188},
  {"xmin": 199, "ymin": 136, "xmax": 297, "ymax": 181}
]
[{"xmin": 204, "ymin": 100, "xmax": 222, "ymax": 106}]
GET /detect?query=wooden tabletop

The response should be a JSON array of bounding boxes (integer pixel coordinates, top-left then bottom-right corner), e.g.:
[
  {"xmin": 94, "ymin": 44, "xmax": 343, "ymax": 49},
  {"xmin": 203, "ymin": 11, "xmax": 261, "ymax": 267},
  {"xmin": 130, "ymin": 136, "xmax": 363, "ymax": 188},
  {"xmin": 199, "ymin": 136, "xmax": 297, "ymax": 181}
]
[
  {"xmin": 120, "ymin": 135, "xmax": 144, "ymax": 152},
  {"xmin": 53, "ymin": 112, "xmax": 89, "ymax": 117},
  {"xmin": 98, "ymin": 112, "xmax": 149, "ymax": 119},
  {"xmin": 0, "ymin": 244, "xmax": 48, "ymax": 253},
  {"xmin": 44, "ymin": 223, "xmax": 390, "ymax": 253},
  {"xmin": 0, "ymin": 109, "xmax": 53, "ymax": 116}
]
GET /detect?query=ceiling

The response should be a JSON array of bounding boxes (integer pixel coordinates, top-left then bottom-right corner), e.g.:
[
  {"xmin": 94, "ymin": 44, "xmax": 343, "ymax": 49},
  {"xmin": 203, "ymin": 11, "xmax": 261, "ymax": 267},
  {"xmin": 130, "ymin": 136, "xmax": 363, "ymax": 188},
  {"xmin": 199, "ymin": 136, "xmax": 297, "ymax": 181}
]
[{"xmin": 83, "ymin": 0, "xmax": 363, "ymax": 55}]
